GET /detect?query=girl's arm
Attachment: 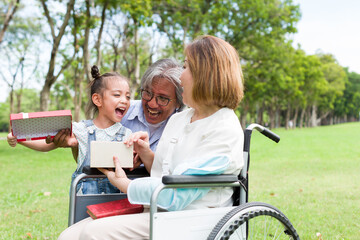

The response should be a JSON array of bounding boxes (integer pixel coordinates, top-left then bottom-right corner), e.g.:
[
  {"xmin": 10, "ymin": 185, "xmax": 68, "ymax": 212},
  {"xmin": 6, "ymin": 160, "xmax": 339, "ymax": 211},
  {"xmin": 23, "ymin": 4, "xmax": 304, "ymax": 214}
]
[{"xmin": 7, "ymin": 132, "xmax": 56, "ymax": 152}]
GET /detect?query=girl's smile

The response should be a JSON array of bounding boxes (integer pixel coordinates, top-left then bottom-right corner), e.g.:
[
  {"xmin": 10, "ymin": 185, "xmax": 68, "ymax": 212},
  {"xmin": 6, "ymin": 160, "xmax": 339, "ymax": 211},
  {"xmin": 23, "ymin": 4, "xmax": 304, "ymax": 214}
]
[{"xmin": 94, "ymin": 79, "xmax": 130, "ymax": 129}]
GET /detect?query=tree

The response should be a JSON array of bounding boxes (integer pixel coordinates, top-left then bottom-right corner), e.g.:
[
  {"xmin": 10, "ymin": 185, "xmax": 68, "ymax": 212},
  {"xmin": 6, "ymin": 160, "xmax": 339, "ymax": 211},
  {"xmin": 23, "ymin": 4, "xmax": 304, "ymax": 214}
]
[
  {"xmin": 0, "ymin": 10, "xmax": 41, "ymax": 116},
  {"xmin": 0, "ymin": 0, "xmax": 20, "ymax": 45},
  {"xmin": 39, "ymin": 0, "xmax": 76, "ymax": 111},
  {"xmin": 333, "ymin": 69, "xmax": 360, "ymax": 123},
  {"xmin": 152, "ymin": 0, "xmax": 214, "ymax": 58},
  {"xmin": 316, "ymin": 53, "xmax": 346, "ymax": 125}
]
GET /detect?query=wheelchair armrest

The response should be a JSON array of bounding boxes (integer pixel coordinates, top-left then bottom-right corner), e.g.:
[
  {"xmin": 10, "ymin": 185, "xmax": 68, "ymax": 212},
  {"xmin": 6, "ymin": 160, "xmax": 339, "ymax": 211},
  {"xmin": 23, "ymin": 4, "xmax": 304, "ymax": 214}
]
[
  {"xmin": 162, "ymin": 175, "xmax": 238, "ymax": 185},
  {"xmin": 82, "ymin": 166, "xmax": 150, "ymax": 177}
]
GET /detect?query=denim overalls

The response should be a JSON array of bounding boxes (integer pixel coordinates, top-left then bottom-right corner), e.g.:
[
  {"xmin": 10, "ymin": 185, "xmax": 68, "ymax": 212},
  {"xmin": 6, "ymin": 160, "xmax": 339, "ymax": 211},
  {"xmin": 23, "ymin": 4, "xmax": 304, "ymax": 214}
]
[{"xmin": 71, "ymin": 120, "xmax": 127, "ymax": 194}]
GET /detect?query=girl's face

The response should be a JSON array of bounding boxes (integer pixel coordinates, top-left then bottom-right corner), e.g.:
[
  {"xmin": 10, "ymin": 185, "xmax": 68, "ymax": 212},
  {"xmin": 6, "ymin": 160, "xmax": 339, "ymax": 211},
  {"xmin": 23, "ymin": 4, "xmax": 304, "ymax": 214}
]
[
  {"xmin": 96, "ymin": 78, "xmax": 130, "ymax": 126},
  {"xmin": 180, "ymin": 59, "xmax": 194, "ymax": 107}
]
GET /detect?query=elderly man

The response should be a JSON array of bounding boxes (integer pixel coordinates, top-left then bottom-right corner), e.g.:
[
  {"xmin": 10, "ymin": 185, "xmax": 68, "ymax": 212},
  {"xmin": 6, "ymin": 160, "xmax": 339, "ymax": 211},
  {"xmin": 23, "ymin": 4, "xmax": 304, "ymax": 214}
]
[{"xmin": 121, "ymin": 58, "xmax": 184, "ymax": 151}]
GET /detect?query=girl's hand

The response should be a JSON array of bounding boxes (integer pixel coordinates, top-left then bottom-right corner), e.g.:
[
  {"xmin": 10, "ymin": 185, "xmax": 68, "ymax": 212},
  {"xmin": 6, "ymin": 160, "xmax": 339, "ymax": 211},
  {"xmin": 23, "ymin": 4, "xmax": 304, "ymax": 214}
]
[
  {"xmin": 124, "ymin": 132, "xmax": 154, "ymax": 172},
  {"xmin": 124, "ymin": 131, "xmax": 151, "ymax": 158},
  {"xmin": 7, "ymin": 132, "xmax": 17, "ymax": 147},
  {"xmin": 98, "ymin": 156, "xmax": 131, "ymax": 193},
  {"xmin": 124, "ymin": 131, "xmax": 149, "ymax": 148}
]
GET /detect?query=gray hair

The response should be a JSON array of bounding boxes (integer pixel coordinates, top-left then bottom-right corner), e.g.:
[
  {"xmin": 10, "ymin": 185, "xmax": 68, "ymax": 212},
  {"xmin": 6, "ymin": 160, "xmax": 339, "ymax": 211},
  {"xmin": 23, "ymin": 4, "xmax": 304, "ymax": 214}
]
[{"xmin": 141, "ymin": 58, "xmax": 185, "ymax": 111}]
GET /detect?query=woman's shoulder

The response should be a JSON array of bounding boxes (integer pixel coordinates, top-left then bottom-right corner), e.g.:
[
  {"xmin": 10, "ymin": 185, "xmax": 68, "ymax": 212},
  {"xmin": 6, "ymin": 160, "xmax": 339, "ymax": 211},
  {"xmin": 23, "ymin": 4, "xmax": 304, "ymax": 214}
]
[
  {"xmin": 209, "ymin": 108, "xmax": 243, "ymax": 132},
  {"xmin": 167, "ymin": 108, "xmax": 193, "ymax": 123},
  {"xmin": 217, "ymin": 108, "xmax": 240, "ymax": 122}
]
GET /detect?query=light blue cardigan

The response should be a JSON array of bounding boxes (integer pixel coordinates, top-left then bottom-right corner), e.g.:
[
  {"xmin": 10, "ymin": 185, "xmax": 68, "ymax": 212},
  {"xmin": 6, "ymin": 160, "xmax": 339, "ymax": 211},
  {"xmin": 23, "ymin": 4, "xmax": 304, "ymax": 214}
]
[{"xmin": 127, "ymin": 155, "xmax": 230, "ymax": 211}]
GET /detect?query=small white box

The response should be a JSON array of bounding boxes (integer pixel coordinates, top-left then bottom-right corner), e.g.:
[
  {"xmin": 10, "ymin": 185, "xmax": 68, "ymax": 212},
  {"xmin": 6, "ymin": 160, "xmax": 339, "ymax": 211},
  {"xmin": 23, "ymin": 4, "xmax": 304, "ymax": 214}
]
[{"xmin": 90, "ymin": 141, "xmax": 133, "ymax": 168}]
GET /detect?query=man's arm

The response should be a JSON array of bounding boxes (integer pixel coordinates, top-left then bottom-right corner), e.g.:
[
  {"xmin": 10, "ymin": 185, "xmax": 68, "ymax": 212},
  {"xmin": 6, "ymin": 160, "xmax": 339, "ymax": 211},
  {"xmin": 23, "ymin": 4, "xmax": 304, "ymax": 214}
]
[{"xmin": 46, "ymin": 128, "xmax": 79, "ymax": 162}]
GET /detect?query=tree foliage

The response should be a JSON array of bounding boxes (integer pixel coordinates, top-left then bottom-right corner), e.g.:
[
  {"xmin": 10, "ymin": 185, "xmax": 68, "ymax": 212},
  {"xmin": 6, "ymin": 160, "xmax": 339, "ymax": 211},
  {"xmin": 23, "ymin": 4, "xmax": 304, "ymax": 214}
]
[{"xmin": 1, "ymin": 0, "xmax": 359, "ymax": 130}]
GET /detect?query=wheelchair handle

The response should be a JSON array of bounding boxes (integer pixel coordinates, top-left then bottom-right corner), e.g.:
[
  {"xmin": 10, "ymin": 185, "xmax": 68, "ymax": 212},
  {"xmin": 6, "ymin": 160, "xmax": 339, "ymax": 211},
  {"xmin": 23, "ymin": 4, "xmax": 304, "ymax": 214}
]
[{"xmin": 246, "ymin": 123, "xmax": 280, "ymax": 143}]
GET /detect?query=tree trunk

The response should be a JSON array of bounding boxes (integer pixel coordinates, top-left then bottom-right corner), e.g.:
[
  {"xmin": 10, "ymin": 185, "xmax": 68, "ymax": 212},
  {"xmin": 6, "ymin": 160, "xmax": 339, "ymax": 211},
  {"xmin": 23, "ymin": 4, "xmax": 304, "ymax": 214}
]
[
  {"xmin": 83, "ymin": 0, "xmax": 91, "ymax": 83},
  {"xmin": 16, "ymin": 89, "xmax": 23, "ymax": 113},
  {"xmin": 39, "ymin": 0, "xmax": 75, "ymax": 111},
  {"xmin": 132, "ymin": 24, "xmax": 140, "ymax": 99},
  {"xmin": 268, "ymin": 107, "xmax": 276, "ymax": 129},
  {"xmin": 299, "ymin": 108, "xmax": 305, "ymax": 129},
  {"xmin": 292, "ymin": 106, "xmax": 299, "ymax": 129},
  {"xmin": 256, "ymin": 104, "xmax": 264, "ymax": 126},
  {"xmin": 73, "ymin": 65, "xmax": 83, "ymax": 122},
  {"xmin": 310, "ymin": 104, "xmax": 317, "ymax": 127},
  {"xmin": 0, "ymin": 0, "xmax": 20, "ymax": 45},
  {"xmin": 95, "ymin": 0, "xmax": 108, "ymax": 67},
  {"xmin": 40, "ymin": 84, "xmax": 51, "ymax": 111},
  {"xmin": 285, "ymin": 103, "xmax": 291, "ymax": 130},
  {"xmin": 275, "ymin": 106, "xmax": 280, "ymax": 128}
]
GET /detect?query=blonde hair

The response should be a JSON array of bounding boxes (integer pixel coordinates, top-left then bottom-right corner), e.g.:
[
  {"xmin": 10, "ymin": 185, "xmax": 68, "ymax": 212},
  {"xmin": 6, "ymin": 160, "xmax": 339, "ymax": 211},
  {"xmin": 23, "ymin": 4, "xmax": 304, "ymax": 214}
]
[{"xmin": 184, "ymin": 35, "xmax": 244, "ymax": 109}]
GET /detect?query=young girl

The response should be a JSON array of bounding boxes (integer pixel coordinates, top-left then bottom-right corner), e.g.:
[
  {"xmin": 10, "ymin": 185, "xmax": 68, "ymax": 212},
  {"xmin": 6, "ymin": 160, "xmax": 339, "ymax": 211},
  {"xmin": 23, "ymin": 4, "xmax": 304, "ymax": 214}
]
[{"xmin": 7, "ymin": 65, "xmax": 132, "ymax": 195}]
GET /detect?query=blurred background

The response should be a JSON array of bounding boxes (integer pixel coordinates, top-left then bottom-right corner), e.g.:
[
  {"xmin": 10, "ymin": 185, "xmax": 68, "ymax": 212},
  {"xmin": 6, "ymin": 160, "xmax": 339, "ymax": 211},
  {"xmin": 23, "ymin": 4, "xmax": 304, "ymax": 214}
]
[{"xmin": 1, "ymin": 0, "xmax": 359, "ymax": 132}]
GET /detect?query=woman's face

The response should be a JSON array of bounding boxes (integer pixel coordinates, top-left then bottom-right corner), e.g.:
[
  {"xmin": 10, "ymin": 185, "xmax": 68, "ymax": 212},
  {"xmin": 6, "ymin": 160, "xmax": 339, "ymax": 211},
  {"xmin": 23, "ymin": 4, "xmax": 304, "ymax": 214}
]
[{"xmin": 180, "ymin": 59, "xmax": 194, "ymax": 107}]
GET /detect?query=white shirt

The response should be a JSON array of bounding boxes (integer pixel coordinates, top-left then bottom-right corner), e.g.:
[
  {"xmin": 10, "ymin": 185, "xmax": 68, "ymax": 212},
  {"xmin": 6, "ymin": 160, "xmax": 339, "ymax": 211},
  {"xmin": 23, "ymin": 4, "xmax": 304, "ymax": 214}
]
[{"xmin": 151, "ymin": 107, "xmax": 244, "ymax": 209}]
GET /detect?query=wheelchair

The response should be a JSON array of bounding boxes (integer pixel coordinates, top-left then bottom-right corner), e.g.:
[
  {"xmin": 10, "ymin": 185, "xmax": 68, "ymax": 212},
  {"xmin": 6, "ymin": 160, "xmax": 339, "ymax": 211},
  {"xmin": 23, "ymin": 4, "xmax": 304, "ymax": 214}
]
[{"xmin": 68, "ymin": 123, "xmax": 300, "ymax": 240}]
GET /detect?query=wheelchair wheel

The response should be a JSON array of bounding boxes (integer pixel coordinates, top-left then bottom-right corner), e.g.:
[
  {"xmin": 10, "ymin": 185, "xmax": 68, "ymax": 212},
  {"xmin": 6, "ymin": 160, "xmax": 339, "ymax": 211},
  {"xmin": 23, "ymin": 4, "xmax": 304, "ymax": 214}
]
[{"xmin": 207, "ymin": 202, "xmax": 300, "ymax": 240}]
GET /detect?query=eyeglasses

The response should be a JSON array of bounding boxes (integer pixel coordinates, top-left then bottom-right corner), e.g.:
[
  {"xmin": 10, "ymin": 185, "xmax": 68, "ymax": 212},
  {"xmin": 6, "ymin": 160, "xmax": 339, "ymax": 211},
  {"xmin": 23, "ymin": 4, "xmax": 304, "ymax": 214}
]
[{"xmin": 141, "ymin": 89, "xmax": 173, "ymax": 106}]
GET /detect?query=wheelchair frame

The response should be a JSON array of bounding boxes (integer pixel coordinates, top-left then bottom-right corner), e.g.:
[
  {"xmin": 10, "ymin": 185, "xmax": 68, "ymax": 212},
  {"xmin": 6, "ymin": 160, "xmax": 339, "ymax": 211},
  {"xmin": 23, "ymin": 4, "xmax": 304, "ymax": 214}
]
[{"xmin": 68, "ymin": 123, "xmax": 300, "ymax": 240}]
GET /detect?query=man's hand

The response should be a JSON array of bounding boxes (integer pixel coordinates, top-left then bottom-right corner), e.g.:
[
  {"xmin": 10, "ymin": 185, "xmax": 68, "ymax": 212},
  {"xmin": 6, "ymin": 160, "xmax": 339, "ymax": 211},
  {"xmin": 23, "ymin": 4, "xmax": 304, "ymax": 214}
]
[
  {"xmin": 46, "ymin": 128, "xmax": 78, "ymax": 148},
  {"xmin": 130, "ymin": 153, "xmax": 143, "ymax": 171}
]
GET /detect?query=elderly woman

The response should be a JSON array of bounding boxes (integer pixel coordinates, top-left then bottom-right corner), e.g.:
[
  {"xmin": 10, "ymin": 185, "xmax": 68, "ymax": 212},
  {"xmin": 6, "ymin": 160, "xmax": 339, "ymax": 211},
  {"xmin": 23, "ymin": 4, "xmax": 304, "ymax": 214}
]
[{"xmin": 58, "ymin": 35, "xmax": 245, "ymax": 240}]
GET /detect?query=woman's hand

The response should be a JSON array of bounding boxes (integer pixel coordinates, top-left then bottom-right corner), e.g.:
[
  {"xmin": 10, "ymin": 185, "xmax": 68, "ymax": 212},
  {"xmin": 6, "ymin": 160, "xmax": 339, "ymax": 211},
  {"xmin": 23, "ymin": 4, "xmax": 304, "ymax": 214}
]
[
  {"xmin": 7, "ymin": 132, "xmax": 17, "ymax": 147},
  {"xmin": 98, "ymin": 156, "xmax": 131, "ymax": 193}
]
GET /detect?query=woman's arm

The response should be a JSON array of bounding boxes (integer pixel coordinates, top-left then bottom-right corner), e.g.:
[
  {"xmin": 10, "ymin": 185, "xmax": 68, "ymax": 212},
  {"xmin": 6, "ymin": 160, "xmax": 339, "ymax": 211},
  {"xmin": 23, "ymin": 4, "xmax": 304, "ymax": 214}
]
[{"xmin": 98, "ymin": 156, "xmax": 131, "ymax": 193}]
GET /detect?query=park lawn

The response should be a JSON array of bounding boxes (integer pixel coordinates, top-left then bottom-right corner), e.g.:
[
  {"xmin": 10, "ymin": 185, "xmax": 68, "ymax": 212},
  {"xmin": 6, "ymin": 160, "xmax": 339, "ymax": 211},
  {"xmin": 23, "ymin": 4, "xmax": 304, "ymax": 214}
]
[
  {"xmin": 248, "ymin": 122, "xmax": 360, "ymax": 240},
  {"xmin": 0, "ymin": 122, "xmax": 359, "ymax": 239},
  {"xmin": 0, "ymin": 137, "xmax": 75, "ymax": 240}
]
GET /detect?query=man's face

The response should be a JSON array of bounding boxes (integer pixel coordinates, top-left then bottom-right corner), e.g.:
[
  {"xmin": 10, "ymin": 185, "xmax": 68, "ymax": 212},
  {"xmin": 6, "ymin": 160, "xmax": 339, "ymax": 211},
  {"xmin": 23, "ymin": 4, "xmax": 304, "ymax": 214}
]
[{"xmin": 142, "ymin": 78, "xmax": 178, "ymax": 124}]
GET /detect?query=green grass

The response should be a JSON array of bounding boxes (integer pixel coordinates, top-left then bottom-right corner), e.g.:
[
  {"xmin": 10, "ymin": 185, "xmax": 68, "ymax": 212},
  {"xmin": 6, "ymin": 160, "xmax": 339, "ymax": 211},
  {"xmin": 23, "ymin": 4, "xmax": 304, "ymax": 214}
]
[
  {"xmin": 1, "ymin": 122, "xmax": 359, "ymax": 239},
  {"xmin": 0, "ymin": 135, "xmax": 74, "ymax": 240},
  {"xmin": 248, "ymin": 122, "xmax": 360, "ymax": 240}
]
